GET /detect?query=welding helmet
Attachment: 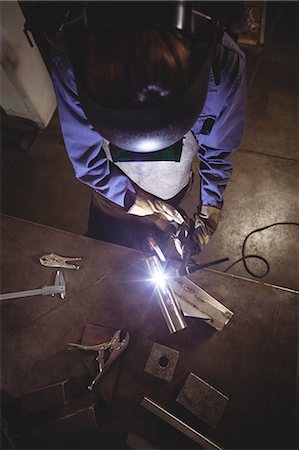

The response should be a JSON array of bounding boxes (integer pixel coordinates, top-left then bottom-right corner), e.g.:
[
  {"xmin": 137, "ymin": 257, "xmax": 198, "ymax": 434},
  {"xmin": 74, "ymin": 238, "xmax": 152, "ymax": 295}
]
[{"xmin": 67, "ymin": 1, "xmax": 222, "ymax": 153}]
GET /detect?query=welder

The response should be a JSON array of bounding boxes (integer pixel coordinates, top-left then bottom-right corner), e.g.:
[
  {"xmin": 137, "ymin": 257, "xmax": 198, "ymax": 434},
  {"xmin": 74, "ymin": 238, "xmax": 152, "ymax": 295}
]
[{"xmin": 50, "ymin": 1, "xmax": 246, "ymax": 257}]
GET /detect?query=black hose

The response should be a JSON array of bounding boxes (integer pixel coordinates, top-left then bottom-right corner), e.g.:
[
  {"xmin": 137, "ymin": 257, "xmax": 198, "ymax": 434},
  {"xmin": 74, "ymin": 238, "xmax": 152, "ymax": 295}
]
[{"xmin": 224, "ymin": 222, "xmax": 299, "ymax": 278}]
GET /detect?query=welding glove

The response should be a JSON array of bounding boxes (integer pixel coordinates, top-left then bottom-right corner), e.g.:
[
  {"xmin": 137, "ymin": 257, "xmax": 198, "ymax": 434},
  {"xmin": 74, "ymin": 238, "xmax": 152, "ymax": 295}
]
[
  {"xmin": 127, "ymin": 190, "xmax": 185, "ymax": 231},
  {"xmin": 191, "ymin": 205, "xmax": 222, "ymax": 254}
]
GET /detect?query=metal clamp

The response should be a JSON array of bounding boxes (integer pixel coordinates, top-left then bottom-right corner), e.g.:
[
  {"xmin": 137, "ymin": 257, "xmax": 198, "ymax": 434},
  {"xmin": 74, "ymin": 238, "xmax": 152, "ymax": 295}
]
[{"xmin": 68, "ymin": 329, "xmax": 129, "ymax": 391}]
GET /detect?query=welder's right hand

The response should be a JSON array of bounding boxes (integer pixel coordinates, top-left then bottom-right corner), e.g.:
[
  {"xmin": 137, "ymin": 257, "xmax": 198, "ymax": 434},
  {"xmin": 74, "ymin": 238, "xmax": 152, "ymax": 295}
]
[{"xmin": 127, "ymin": 190, "xmax": 185, "ymax": 231}]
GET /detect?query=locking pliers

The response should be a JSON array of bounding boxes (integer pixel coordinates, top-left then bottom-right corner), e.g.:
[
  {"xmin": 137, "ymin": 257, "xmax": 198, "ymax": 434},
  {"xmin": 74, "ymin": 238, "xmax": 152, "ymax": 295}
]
[
  {"xmin": 67, "ymin": 329, "xmax": 130, "ymax": 391},
  {"xmin": 39, "ymin": 253, "xmax": 82, "ymax": 270}
]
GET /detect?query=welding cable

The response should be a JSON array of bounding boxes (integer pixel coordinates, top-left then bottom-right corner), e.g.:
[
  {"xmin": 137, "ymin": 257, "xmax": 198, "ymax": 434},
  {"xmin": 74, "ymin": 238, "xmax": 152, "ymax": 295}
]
[
  {"xmin": 223, "ymin": 222, "xmax": 299, "ymax": 278},
  {"xmin": 179, "ymin": 256, "xmax": 229, "ymax": 276}
]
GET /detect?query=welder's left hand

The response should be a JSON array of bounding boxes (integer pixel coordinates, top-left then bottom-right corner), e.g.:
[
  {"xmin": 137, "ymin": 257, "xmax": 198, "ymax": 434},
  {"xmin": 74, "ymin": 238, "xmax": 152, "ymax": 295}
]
[
  {"xmin": 191, "ymin": 205, "xmax": 222, "ymax": 254},
  {"xmin": 127, "ymin": 189, "xmax": 185, "ymax": 231}
]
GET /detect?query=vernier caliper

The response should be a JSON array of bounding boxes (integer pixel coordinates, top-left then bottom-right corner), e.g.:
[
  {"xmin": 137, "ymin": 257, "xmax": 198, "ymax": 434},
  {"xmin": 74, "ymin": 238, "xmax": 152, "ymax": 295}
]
[{"xmin": 0, "ymin": 270, "xmax": 66, "ymax": 301}]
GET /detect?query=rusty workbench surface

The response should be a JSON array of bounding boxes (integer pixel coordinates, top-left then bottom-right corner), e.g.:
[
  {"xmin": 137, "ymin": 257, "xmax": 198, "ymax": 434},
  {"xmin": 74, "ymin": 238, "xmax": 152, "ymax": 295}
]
[{"xmin": 0, "ymin": 214, "xmax": 298, "ymax": 449}]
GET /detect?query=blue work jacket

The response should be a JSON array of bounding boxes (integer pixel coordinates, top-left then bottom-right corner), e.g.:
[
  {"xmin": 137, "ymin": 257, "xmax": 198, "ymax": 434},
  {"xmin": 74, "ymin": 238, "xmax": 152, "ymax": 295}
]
[{"xmin": 50, "ymin": 30, "xmax": 246, "ymax": 210}]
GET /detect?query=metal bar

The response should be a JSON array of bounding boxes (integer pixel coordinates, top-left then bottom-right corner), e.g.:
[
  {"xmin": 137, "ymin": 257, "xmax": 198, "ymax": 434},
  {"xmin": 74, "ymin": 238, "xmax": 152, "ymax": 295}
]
[
  {"xmin": 0, "ymin": 288, "xmax": 43, "ymax": 301},
  {"xmin": 141, "ymin": 397, "xmax": 224, "ymax": 450},
  {"xmin": 0, "ymin": 286, "xmax": 64, "ymax": 301},
  {"xmin": 145, "ymin": 256, "xmax": 187, "ymax": 334},
  {"xmin": 205, "ymin": 268, "xmax": 299, "ymax": 294}
]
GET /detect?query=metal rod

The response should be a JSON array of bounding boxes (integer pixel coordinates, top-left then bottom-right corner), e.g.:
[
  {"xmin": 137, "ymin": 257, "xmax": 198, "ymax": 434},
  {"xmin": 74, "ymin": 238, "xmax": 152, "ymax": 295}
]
[
  {"xmin": 0, "ymin": 285, "xmax": 64, "ymax": 301},
  {"xmin": 141, "ymin": 397, "xmax": 224, "ymax": 450},
  {"xmin": 0, "ymin": 288, "xmax": 44, "ymax": 301},
  {"xmin": 145, "ymin": 256, "xmax": 187, "ymax": 334}
]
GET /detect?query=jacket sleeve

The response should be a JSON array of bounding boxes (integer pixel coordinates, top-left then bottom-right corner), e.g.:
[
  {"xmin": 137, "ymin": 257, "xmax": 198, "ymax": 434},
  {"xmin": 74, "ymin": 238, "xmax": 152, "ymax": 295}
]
[
  {"xmin": 50, "ymin": 38, "xmax": 136, "ymax": 208},
  {"xmin": 192, "ymin": 35, "xmax": 247, "ymax": 209}
]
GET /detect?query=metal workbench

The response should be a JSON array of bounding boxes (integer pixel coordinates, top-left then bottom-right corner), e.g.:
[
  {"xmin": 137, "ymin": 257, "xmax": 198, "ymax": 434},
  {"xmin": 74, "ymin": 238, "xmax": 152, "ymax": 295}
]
[{"xmin": 0, "ymin": 214, "xmax": 298, "ymax": 449}]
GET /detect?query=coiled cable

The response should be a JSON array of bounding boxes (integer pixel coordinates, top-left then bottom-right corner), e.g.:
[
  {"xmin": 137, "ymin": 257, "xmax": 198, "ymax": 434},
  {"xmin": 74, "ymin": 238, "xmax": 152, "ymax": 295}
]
[{"xmin": 224, "ymin": 222, "xmax": 299, "ymax": 278}]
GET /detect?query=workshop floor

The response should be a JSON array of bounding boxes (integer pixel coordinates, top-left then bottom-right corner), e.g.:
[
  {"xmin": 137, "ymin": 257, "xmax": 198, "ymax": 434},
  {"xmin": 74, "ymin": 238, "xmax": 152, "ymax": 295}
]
[
  {"xmin": 1, "ymin": 3, "xmax": 298, "ymax": 450},
  {"xmin": 1, "ymin": 3, "xmax": 298, "ymax": 293}
]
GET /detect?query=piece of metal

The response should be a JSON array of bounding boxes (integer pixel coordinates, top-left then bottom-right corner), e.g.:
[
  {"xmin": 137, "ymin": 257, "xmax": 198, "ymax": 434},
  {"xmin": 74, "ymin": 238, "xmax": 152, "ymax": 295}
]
[
  {"xmin": 39, "ymin": 253, "xmax": 82, "ymax": 270},
  {"xmin": 0, "ymin": 270, "xmax": 66, "ymax": 301},
  {"xmin": 126, "ymin": 432, "xmax": 159, "ymax": 449},
  {"xmin": 176, "ymin": 372, "xmax": 229, "ymax": 428},
  {"xmin": 144, "ymin": 343, "xmax": 179, "ymax": 382},
  {"xmin": 145, "ymin": 255, "xmax": 187, "ymax": 334},
  {"xmin": 171, "ymin": 276, "xmax": 234, "ymax": 331},
  {"xmin": 21, "ymin": 379, "xmax": 70, "ymax": 416},
  {"xmin": 141, "ymin": 397, "xmax": 224, "ymax": 450},
  {"xmin": 68, "ymin": 329, "xmax": 129, "ymax": 391}
]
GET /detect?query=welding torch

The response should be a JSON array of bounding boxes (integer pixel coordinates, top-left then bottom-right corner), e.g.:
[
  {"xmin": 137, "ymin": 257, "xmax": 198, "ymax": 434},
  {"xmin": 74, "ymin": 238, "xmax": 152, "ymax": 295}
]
[
  {"xmin": 177, "ymin": 256, "xmax": 229, "ymax": 276},
  {"xmin": 147, "ymin": 235, "xmax": 229, "ymax": 278}
]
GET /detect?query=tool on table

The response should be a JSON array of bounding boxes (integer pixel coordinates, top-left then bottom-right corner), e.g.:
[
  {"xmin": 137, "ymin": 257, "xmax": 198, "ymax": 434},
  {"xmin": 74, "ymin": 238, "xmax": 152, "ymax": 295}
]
[
  {"xmin": 0, "ymin": 271, "xmax": 66, "ymax": 301},
  {"xmin": 67, "ymin": 329, "xmax": 130, "ymax": 391},
  {"xmin": 39, "ymin": 253, "xmax": 82, "ymax": 270}
]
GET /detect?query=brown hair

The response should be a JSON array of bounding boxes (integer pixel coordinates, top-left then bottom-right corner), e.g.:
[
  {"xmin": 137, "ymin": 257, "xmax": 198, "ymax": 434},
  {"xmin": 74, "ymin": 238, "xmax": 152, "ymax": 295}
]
[{"xmin": 84, "ymin": 26, "xmax": 193, "ymax": 107}]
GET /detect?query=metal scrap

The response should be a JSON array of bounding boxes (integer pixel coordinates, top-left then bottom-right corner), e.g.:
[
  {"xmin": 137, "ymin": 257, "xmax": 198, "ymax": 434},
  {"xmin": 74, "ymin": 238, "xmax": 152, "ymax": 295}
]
[{"xmin": 144, "ymin": 343, "xmax": 179, "ymax": 382}]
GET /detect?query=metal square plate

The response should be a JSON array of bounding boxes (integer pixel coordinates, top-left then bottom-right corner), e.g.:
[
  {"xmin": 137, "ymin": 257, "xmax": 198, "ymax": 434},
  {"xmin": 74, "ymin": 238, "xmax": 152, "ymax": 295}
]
[
  {"xmin": 177, "ymin": 372, "xmax": 228, "ymax": 427},
  {"xmin": 144, "ymin": 343, "xmax": 179, "ymax": 382}
]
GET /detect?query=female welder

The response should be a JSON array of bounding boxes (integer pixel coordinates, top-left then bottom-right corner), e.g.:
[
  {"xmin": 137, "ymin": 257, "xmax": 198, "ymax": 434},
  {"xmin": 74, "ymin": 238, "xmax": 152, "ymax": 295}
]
[{"xmin": 50, "ymin": 1, "xmax": 246, "ymax": 256}]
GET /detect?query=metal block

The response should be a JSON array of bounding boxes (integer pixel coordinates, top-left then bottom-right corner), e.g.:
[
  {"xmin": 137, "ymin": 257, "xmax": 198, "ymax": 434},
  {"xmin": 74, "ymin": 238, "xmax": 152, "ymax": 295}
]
[
  {"xmin": 21, "ymin": 379, "xmax": 70, "ymax": 416},
  {"xmin": 176, "ymin": 372, "xmax": 228, "ymax": 428},
  {"xmin": 144, "ymin": 343, "xmax": 179, "ymax": 382}
]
